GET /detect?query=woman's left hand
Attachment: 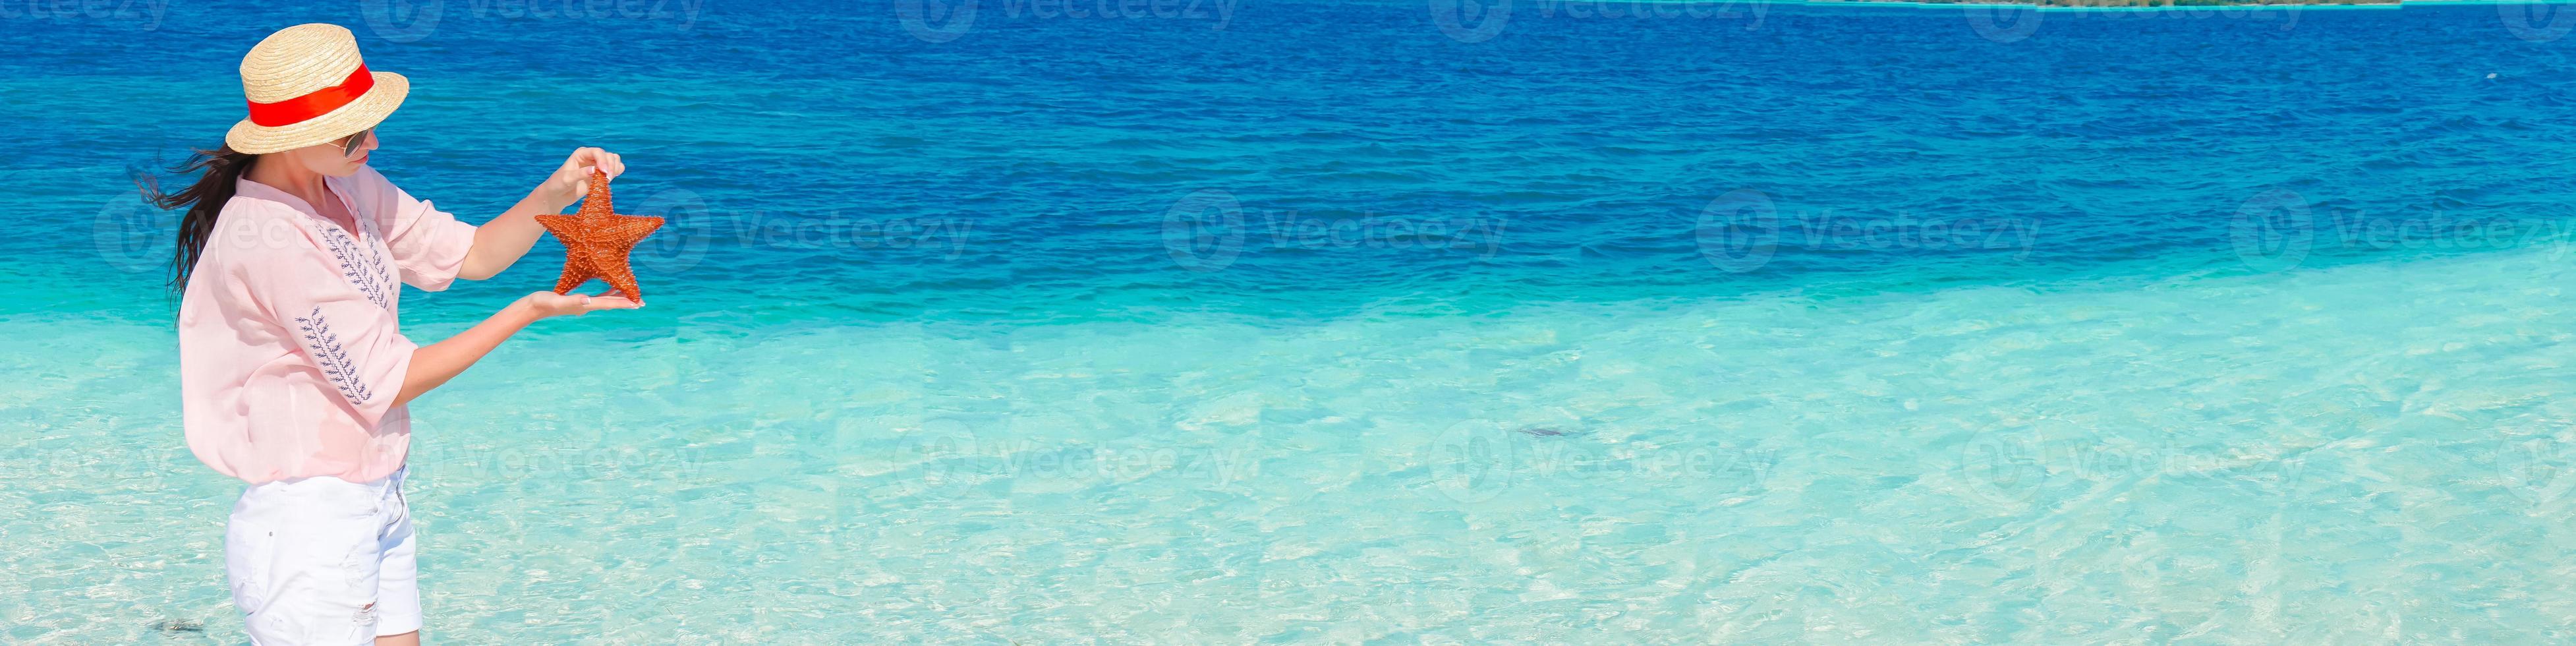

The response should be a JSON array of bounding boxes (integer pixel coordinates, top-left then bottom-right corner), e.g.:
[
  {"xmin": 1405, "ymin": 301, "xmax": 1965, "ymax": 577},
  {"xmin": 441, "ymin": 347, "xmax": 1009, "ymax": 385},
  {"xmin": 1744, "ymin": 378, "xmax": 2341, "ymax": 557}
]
[{"xmin": 537, "ymin": 147, "xmax": 626, "ymax": 209}]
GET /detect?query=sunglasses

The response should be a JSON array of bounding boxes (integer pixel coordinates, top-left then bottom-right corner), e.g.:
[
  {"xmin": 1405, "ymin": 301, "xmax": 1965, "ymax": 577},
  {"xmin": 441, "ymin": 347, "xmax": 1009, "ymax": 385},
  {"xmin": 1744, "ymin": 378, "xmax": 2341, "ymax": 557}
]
[{"xmin": 335, "ymin": 128, "xmax": 374, "ymax": 160}]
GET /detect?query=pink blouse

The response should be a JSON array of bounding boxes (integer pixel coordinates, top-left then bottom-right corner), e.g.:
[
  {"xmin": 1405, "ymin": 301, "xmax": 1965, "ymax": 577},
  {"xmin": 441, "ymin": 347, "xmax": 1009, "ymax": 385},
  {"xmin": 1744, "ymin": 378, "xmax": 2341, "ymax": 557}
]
[{"xmin": 180, "ymin": 167, "xmax": 477, "ymax": 485}]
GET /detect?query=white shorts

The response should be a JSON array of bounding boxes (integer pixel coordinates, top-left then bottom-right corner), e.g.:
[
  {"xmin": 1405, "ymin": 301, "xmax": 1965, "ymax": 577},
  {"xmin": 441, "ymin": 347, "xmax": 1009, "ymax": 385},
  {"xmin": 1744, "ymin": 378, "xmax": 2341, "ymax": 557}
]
[{"xmin": 225, "ymin": 467, "xmax": 419, "ymax": 645}]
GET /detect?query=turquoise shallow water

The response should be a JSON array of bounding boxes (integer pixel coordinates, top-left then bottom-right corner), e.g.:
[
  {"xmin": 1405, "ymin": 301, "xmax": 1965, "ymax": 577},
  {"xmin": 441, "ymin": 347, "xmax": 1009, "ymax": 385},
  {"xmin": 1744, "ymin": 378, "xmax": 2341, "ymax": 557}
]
[
  {"xmin": 17, "ymin": 243, "xmax": 2576, "ymax": 641},
  {"xmin": 10, "ymin": 1, "xmax": 2576, "ymax": 642}
]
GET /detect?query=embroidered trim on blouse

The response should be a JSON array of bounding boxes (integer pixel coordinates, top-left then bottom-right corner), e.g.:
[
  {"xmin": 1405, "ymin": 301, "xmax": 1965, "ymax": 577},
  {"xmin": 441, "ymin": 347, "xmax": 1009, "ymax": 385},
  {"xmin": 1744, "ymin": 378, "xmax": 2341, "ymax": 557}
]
[
  {"xmin": 320, "ymin": 225, "xmax": 393, "ymax": 309},
  {"xmin": 292, "ymin": 305, "xmax": 375, "ymax": 404}
]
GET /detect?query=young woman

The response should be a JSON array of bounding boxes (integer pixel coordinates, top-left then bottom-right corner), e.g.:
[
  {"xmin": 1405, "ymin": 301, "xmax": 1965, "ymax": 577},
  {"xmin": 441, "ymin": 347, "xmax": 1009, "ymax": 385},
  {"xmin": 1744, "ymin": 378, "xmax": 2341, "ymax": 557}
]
[{"xmin": 145, "ymin": 24, "xmax": 638, "ymax": 645}]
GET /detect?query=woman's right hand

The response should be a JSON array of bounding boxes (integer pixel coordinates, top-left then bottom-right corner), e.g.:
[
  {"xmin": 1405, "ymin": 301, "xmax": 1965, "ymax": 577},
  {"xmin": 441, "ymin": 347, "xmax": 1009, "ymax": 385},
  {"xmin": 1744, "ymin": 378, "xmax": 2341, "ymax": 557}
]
[
  {"xmin": 535, "ymin": 147, "xmax": 626, "ymax": 210},
  {"xmin": 519, "ymin": 290, "xmax": 641, "ymax": 318}
]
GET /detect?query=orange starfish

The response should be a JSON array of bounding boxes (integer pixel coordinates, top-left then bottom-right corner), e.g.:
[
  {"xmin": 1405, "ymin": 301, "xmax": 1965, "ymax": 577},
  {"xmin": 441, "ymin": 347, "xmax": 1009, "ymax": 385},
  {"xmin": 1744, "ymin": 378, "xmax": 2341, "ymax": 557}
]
[{"xmin": 535, "ymin": 169, "xmax": 663, "ymax": 301}]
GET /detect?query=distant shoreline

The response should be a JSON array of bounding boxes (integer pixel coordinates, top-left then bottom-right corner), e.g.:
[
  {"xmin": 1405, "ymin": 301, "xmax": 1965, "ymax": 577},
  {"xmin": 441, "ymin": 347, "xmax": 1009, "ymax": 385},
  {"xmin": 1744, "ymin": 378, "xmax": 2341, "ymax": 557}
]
[{"xmin": 1564, "ymin": 0, "xmax": 2533, "ymax": 8}]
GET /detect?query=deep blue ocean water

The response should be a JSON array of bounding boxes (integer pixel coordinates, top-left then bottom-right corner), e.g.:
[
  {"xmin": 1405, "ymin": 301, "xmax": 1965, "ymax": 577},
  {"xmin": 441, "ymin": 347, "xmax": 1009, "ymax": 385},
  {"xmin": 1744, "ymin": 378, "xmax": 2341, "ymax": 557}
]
[{"xmin": 9, "ymin": 1, "xmax": 2576, "ymax": 641}]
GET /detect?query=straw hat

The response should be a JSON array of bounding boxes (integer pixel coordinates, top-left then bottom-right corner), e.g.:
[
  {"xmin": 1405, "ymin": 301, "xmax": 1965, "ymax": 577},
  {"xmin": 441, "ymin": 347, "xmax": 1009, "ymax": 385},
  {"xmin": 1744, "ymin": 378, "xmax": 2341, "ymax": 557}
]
[{"xmin": 223, "ymin": 24, "xmax": 408, "ymax": 155}]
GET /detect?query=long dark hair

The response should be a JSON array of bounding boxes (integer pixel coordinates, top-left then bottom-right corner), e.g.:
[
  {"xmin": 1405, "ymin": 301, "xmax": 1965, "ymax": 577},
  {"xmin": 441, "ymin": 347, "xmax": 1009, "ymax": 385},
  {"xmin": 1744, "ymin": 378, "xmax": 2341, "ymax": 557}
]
[{"xmin": 138, "ymin": 146, "xmax": 258, "ymax": 294}]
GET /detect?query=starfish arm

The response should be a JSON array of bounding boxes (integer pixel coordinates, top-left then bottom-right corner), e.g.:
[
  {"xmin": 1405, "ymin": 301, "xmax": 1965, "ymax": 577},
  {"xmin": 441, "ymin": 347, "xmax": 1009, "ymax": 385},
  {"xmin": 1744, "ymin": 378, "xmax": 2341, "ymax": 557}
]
[
  {"xmin": 554, "ymin": 252, "xmax": 604, "ymax": 295},
  {"xmin": 605, "ymin": 272, "xmax": 643, "ymax": 301},
  {"xmin": 579, "ymin": 169, "xmax": 615, "ymax": 217},
  {"xmin": 553, "ymin": 264, "xmax": 589, "ymax": 295}
]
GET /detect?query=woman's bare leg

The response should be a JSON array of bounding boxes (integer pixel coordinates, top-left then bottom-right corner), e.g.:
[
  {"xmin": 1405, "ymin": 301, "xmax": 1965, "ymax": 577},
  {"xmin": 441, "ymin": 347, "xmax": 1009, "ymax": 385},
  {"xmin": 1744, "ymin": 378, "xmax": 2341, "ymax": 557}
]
[{"xmin": 378, "ymin": 630, "xmax": 420, "ymax": 646}]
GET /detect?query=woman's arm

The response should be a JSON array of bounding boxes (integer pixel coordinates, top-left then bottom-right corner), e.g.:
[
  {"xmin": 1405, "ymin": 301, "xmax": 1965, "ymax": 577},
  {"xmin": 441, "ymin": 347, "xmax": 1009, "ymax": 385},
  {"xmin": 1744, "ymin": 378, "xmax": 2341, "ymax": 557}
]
[
  {"xmin": 392, "ymin": 290, "xmax": 639, "ymax": 407},
  {"xmin": 456, "ymin": 148, "xmax": 627, "ymax": 281}
]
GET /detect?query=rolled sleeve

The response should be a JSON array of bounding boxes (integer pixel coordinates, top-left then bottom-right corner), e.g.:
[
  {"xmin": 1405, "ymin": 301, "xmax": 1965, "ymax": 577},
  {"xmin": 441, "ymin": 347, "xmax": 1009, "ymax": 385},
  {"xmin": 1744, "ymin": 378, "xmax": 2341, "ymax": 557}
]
[{"xmin": 240, "ymin": 245, "xmax": 416, "ymax": 430}]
